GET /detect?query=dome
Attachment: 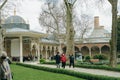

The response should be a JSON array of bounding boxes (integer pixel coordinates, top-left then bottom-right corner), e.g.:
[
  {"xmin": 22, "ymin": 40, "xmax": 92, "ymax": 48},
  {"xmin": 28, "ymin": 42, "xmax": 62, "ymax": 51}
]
[
  {"xmin": 47, "ymin": 34, "xmax": 56, "ymax": 40},
  {"xmin": 89, "ymin": 28, "xmax": 110, "ymax": 38},
  {"xmin": 5, "ymin": 15, "xmax": 26, "ymax": 24}
]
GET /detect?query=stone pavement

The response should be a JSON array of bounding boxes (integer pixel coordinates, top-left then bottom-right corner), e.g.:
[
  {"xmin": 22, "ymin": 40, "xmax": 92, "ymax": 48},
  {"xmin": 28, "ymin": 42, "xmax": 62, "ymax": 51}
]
[{"xmin": 24, "ymin": 62, "xmax": 120, "ymax": 78}]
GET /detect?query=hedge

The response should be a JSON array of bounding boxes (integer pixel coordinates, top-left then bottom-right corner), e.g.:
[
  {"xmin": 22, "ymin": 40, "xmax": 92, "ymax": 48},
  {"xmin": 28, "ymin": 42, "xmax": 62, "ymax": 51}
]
[
  {"xmin": 42, "ymin": 62, "xmax": 120, "ymax": 72},
  {"xmin": 16, "ymin": 63, "xmax": 120, "ymax": 80}
]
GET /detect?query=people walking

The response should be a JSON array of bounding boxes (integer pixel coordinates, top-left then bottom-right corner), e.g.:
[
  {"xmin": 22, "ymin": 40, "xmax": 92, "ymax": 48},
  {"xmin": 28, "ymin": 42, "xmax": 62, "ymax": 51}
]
[
  {"xmin": 55, "ymin": 52, "xmax": 61, "ymax": 68},
  {"xmin": 60, "ymin": 53, "xmax": 66, "ymax": 69},
  {"xmin": 69, "ymin": 54, "xmax": 75, "ymax": 68},
  {"xmin": 0, "ymin": 51, "xmax": 12, "ymax": 80}
]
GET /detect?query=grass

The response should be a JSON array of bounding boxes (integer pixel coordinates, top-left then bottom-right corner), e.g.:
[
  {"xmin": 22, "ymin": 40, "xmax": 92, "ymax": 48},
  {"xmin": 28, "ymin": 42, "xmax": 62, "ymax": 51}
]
[
  {"xmin": 117, "ymin": 64, "xmax": 120, "ymax": 68},
  {"xmin": 11, "ymin": 64, "xmax": 85, "ymax": 80}
]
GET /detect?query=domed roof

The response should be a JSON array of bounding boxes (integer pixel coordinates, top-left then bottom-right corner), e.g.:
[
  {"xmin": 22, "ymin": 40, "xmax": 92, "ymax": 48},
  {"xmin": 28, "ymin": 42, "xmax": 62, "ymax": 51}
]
[
  {"xmin": 47, "ymin": 34, "xmax": 56, "ymax": 40},
  {"xmin": 5, "ymin": 15, "xmax": 26, "ymax": 24},
  {"xmin": 89, "ymin": 28, "xmax": 110, "ymax": 38}
]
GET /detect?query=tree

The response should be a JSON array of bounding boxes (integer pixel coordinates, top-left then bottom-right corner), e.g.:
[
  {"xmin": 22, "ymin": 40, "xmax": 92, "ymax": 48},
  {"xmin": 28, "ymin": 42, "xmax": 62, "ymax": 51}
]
[
  {"xmin": 0, "ymin": 0, "xmax": 8, "ymax": 55},
  {"xmin": 0, "ymin": 0, "xmax": 8, "ymax": 22},
  {"xmin": 0, "ymin": 0, "xmax": 8, "ymax": 10},
  {"xmin": 117, "ymin": 17, "xmax": 120, "ymax": 55},
  {"xmin": 1, "ymin": 0, "xmax": 23, "ymax": 19},
  {"xmin": 108, "ymin": 0, "xmax": 118, "ymax": 67},
  {"xmin": 99, "ymin": 0, "xmax": 118, "ymax": 67},
  {"xmin": 75, "ymin": 14, "xmax": 92, "ymax": 42},
  {"xmin": 0, "ymin": 0, "xmax": 21, "ymax": 54},
  {"xmin": 64, "ymin": 0, "xmax": 77, "ymax": 56},
  {"xmin": 39, "ymin": 0, "xmax": 93, "ymax": 56}
]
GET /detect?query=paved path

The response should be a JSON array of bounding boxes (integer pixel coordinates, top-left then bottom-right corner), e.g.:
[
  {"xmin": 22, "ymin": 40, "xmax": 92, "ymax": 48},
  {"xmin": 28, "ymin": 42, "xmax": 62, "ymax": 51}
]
[{"xmin": 24, "ymin": 62, "xmax": 120, "ymax": 78}]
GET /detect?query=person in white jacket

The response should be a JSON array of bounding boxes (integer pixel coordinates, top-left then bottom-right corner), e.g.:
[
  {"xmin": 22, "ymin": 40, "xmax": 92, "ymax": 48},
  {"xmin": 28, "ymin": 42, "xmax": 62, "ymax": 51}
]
[{"xmin": 0, "ymin": 51, "xmax": 12, "ymax": 80}]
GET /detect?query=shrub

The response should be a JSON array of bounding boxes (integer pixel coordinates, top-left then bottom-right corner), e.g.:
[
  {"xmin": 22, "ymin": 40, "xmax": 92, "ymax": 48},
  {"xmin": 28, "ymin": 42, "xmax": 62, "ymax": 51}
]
[
  {"xmin": 39, "ymin": 59, "xmax": 46, "ymax": 63},
  {"xmin": 118, "ymin": 55, "xmax": 120, "ymax": 58},
  {"xmin": 42, "ymin": 61, "xmax": 120, "ymax": 72},
  {"xmin": 85, "ymin": 55, "xmax": 91, "ymax": 61},
  {"xmin": 93, "ymin": 54, "xmax": 107, "ymax": 60}
]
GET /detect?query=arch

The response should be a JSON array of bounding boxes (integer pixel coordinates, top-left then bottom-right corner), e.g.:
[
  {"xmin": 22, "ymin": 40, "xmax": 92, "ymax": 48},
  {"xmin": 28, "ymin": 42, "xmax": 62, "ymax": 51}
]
[
  {"xmin": 62, "ymin": 46, "xmax": 66, "ymax": 53},
  {"xmin": 41, "ymin": 46, "xmax": 46, "ymax": 59},
  {"xmin": 51, "ymin": 46, "xmax": 54, "ymax": 56},
  {"xmin": 75, "ymin": 46, "xmax": 79, "ymax": 52},
  {"xmin": 31, "ymin": 44, "xmax": 37, "ymax": 56},
  {"xmin": 81, "ymin": 46, "xmax": 89, "ymax": 56},
  {"xmin": 47, "ymin": 46, "xmax": 51, "ymax": 58},
  {"xmin": 101, "ymin": 45, "xmax": 110, "ymax": 57},
  {"xmin": 91, "ymin": 46, "xmax": 100, "ymax": 57},
  {"xmin": 62, "ymin": 46, "xmax": 79, "ymax": 54},
  {"xmin": 56, "ymin": 47, "xmax": 58, "ymax": 53}
]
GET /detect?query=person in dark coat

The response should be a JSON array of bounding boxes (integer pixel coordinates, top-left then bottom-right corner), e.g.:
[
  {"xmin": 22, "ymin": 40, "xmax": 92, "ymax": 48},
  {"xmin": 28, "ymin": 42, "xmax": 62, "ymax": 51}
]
[
  {"xmin": 60, "ymin": 53, "xmax": 66, "ymax": 69},
  {"xmin": 0, "ymin": 51, "xmax": 12, "ymax": 80},
  {"xmin": 69, "ymin": 54, "xmax": 75, "ymax": 68},
  {"xmin": 55, "ymin": 52, "xmax": 61, "ymax": 68}
]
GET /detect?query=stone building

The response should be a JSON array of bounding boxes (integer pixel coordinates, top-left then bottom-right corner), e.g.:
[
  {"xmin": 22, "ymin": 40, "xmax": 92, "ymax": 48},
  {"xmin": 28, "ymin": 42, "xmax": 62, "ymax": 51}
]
[
  {"xmin": 2, "ymin": 13, "xmax": 59, "ymax": 62},
  {"xmin": 1, "ymin": 12, "xmax": 111, "ymax": 62},
  {"xmin": 62, "ymin": 16, "xmax": 111, "ymax": 58}
]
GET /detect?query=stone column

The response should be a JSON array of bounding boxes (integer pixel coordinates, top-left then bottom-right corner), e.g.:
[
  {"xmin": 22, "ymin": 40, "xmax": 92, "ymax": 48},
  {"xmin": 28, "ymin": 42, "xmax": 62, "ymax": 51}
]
[
  {"xmin": 45, "ymin": 46, "xmax": 48, "ymax": 60},
  {"xmin": 40, "ymin": 45, "xmax": 43, "ymax": 59},
  {"xmin": 20, "ymin": 36, "xmax": 23, "ymax": 63},
  {"xmin": 30, "ymin": 41, "xmax": 33, "ymax": 56},
  {"xmin": 99, "ymin": 47, "xmax": 102, "ymax": 54},
  {"xmin": 79, "ymin": 47, "xmax": 81, "ymax": 52},
  {"xmin": 59, "ymin": 39, "xmax": 62, "ymax": 54},
  {"xmin": 50, "ymin": 46, "xmax": 52, "ymax": 56},
  {"xmin": 54, "ymin": 46, "xmax": 56, "ymax": 55},
  {"xmin": 35, "ymin": 44, "xmax": 37, "ymax": 57},
  {"xmin": 37, "ymin": 43, "xmax": 40, "ymax": 62},
  {"xmin": 89, "ymin": 48, "xmax": 91, "ymax": 57}
]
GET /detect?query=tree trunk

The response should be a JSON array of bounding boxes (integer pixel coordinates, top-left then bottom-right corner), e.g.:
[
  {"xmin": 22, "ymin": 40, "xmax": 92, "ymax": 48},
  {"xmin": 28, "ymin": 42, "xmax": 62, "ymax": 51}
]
[
  {"xmin": 108, "ymin": 0, "xmax": 118, "ymax": 67},
  {"xmin": 65, "ymin": 1, "xmax": 75, "ymax": 56},
  {"xmin": 0, "ymin": 0, "xmax": 8, "ymax": 55}
]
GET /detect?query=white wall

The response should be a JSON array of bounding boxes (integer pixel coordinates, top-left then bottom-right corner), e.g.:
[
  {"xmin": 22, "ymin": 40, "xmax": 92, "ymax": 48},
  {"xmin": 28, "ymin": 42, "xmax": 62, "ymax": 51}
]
[{"xmin": 11, "ymin": 39, "xmax": 20, "ymax": 57}]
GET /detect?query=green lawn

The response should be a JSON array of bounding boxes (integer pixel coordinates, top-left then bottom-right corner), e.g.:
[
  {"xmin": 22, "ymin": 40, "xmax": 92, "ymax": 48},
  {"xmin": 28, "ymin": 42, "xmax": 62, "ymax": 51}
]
[
  {"xmin": 11, "ymin": 64, "xmax": 84, "ymax": 80},
  {"xmin": 117, "ymin": 64, "xmax": 120, "ymax": 68}
]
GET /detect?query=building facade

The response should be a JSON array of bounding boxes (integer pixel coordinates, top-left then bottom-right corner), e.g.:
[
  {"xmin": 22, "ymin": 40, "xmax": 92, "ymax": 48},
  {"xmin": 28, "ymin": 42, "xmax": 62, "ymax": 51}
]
[
  {"xmin": 2, "ymin": 14, "xmax": 111, "ymax": 62},
  {"xmin": 62, "ymin": 16, "xmax": 111, "ymax": 58},
  {"xmin": 2, "ymin": 14, "xmax": 59, "ymax": 62}
]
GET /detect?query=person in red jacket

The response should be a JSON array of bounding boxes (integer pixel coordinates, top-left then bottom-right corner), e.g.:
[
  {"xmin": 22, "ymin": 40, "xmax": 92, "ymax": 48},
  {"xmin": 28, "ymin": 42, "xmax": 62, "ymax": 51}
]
[{"xmin": 60, "ymin": 53, "xmax": 66, "ymax": 68}]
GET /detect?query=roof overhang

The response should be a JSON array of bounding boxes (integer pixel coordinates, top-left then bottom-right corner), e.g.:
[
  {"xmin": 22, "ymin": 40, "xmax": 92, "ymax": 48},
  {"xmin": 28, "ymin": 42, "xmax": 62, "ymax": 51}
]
[{"xmin": 5, "ymin": 31, "xmax": 48, "ymax": 38}]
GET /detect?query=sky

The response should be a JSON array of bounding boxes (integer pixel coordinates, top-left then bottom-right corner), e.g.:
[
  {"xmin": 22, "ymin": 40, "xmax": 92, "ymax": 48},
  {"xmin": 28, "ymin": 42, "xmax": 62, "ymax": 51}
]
[
  {"xmin": 15, "ymin": 0, "xmax": 45, "ymax": 32},
  {"xmin": 6, "ymin": 0, "xmax": 120, "ymax": 33}
]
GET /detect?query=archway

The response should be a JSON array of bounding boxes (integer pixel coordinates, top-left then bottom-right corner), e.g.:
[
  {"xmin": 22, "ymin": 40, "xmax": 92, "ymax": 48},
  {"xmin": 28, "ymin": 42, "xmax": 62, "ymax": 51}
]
[
  {"xmin": 41, "ymin": 46, "xmax": 46, "ymax": 59},
  {"xmin": 62, "ymin": 46, "xmax": 80, "ymax": 54},
  {"xmin": 91, "ymin": 46, "xmax": 99, "ymax": 57},
  {"xmin": 51, "ymin": 47, "xmax": 54, "ymax": 56},
  {"xmin": 101, "ymin": 45, "xmax": 110, "ymax": 57},
  {"xmin": 75, "ymin": 46, "xmax": 79, "ymax": 52},
  {"xmin": 81, "ymin": 46, "xmax": 89, "ymax": 56},
  {"xmin": 47, "ymin": 46, "xmax": 51, "ymax": 59},
  {"xmin": 31, "ymin": 45, "xmax": 36, "ymax": 56},
  {"xmin": 62, "ymin": 46, "xmax": 66, "ymax": 53}
]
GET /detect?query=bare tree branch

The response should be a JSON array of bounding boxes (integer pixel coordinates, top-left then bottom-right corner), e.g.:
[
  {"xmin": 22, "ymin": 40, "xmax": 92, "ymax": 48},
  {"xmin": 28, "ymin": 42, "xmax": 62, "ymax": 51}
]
[
  {"xmin": 39, "ymin": 2, "xmax": 66, "ymax": 35},
  {"xmin": 0, "ymin": 0, "xmax": 7, "ymax": 10}
]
